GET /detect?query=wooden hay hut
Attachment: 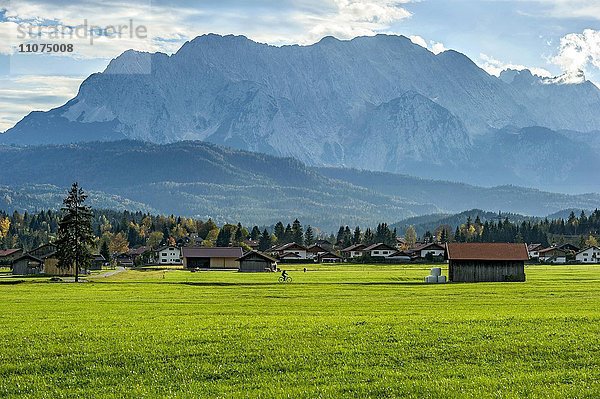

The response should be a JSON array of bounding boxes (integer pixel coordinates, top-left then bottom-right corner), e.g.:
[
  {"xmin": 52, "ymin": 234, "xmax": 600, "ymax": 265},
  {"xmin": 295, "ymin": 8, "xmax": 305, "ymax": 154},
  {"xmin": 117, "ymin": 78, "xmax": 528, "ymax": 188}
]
[
  {"xmin": 445, "ymin": 243, "xmax": 528, "ymax": 283},
  {"xmin": 237, "ymin": 251, "xmax": 277, "ymax": 272}
]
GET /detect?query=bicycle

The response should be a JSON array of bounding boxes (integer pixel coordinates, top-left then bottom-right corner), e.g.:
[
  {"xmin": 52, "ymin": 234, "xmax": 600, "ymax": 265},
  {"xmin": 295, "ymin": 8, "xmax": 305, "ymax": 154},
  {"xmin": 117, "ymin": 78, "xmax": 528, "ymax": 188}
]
[{"xmin": 278, "ymin": 275, "xmax": 292, "ymax": 283}]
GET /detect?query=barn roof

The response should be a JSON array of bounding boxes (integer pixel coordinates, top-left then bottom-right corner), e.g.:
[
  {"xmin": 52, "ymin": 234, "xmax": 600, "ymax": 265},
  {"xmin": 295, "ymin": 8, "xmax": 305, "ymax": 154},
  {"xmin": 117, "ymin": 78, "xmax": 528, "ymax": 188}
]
[
  {"xmin": 445, "ymin": 243, "xmax": 529, "ymax": 261},
  {"xmin": 12, "ymin": 254, "xmax": 43, "ymax": 264},
  {"xmin": 182, "ymin": 247, "xmax": 243, "ymax": 258},
  {"xmin": 0, "ymin": 249, "xmax": 21, "ymax": 257},
  {"xmin": 237, "ymin": 250, "xmax": 277, "ymax": 263}
]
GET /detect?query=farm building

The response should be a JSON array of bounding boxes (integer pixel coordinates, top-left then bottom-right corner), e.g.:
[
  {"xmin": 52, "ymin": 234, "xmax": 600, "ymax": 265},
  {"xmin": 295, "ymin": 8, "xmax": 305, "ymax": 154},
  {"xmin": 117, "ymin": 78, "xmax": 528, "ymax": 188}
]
[
  {"xmin": 0, "ymin": 249, "xmax": 23, "ymax": 266},
  {"xmin": 445, "ymin": 243, "xmax": 528, "ymax": 283},
  {"xmin": 237, "ymin": 251, "xmax": 277, "ymax": 272},
  {"xmin": 11, "ymin": 254, "xmax": 43, "ymax": 275},
  {"xmin": 29, "ymin": 243, "xmax": 57, "ymax": 258},
  {"xmin": 182, "ymin": 247, "xmax": 243, "ymax": 269}
]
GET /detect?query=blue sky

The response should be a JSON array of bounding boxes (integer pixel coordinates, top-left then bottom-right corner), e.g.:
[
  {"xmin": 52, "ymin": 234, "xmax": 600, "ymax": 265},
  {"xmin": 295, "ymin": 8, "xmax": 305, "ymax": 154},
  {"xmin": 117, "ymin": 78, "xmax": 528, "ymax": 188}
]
[{"xmin": 0, "ymin": 0, "xmax": 599, "ymax": 131}]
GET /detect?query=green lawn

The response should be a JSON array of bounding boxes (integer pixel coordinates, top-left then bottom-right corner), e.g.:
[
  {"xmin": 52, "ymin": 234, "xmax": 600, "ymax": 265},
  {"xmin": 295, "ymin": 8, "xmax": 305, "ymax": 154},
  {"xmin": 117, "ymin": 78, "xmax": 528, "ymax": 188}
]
[{"xmin": 0, "ymin": 264, "xmax": 599, "ymax": 398}]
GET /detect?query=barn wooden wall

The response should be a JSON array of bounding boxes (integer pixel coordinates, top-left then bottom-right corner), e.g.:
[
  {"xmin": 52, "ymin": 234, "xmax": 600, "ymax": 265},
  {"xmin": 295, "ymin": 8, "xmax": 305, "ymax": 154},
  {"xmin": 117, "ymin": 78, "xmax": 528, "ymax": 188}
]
[{"xmin": 449, "ymin": 260, "xmax": 525, "ymax": 282}]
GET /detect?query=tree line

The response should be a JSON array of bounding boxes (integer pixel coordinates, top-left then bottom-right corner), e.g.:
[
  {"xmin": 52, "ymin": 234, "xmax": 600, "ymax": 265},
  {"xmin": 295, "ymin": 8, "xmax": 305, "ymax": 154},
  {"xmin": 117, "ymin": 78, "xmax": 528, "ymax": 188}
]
[{"xmin": 2, "ymin": 192, "xmax": 600, "ymax": 257}]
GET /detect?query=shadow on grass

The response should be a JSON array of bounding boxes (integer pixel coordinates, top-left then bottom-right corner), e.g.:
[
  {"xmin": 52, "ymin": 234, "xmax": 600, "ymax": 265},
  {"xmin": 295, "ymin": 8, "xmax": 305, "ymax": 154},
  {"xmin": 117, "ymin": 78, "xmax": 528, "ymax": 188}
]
[{"xmin": 179, "ymin": 281, "xmax": 428, "ymax": 287}]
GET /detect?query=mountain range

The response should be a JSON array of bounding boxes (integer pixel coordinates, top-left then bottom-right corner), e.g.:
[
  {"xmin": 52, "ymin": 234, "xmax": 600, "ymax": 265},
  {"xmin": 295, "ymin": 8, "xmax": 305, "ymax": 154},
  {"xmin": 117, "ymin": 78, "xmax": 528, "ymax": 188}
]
[
  {"xmin": 2, "ymin": 34, "xmax": 600, "ymax": 192},
  {"xmin": 0, "ymin": 141, "xmax": 599, "ymax": 230}
]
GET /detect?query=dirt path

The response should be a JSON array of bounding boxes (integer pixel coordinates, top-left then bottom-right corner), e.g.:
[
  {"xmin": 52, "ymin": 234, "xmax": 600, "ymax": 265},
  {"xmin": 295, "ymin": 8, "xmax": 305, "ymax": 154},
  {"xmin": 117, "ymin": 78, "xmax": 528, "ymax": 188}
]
[{"xmin": 92, "ymin": 267, "xmax": 126, "ymax": 279}]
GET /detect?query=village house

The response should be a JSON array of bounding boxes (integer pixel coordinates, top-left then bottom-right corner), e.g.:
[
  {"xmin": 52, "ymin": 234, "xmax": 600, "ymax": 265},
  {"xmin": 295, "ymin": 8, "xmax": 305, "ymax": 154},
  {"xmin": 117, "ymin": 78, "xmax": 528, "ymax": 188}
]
[
  {"xmin": 318, "ymin": 251, "xmax": 343, "ymax": 263},
  {"xmin": 306, "ymin": 244, "xmax": 329, "ymax": 260},
  {"xmin": 557, "ymin": 243, "xmax": 580, "ymax": 253},
  {"xmin": 538, "ymin": 247, "xmax": 568, "ymax": 264},
  {"xmin": 395, "ymin": 237, "xmax": 407, "ymax": 249},
  {"xmin": 177, "ymin": 234, "xmax": 204, "ymax": 248},
  {"xmin": 575, "ymin": 246, "xmax": 600, "ymax": 264},
  {"xmin": 156, "ymin": 246, "xmax": 182, "ymax": 265},
  {"xmin": 315, "ymin": 239, "xmax": 333, "ymax": 251},
  {"xmin": 341, "ymin": 244, "xmax": 366, "ymax": 259},
  {"xmin": 182, "ymin": 247, "xmax": 243, "ymax": 269},
  {"xmin": 412, "ymin": 242, "xmax": 446, "ymax": 260},
  {"xmin": 270, "ymin": 243, "xmax": 308, "ymax": 260},
  {"xmin": 278, "ymin": 252, "xmax": 304, "ymax": 262},
  {"xmin": 243, "ymin": 240, "xmax": 260, "ymax": 250},
  {"xmin": 237, "ymin": 251, "xmax": 277, "ymax": 272},
  {"xmin": 116, "ymin": 253, "xmax": 134, "ymax": 267},
  {"xmin": 445, "ymin": 243, "xmax": 528, "ymax": 282},
  {"xmin": 527, "ymin": 243, "xmax": 543, "ymax": 260},
  {"xmin": 128, "ymin": 246, "xmax": 154, "ymax": 265},
  {"xmin": 364, "ymin": 243, "xmax": 396, "ymax": 258},
  {"xmin": 386, "ymin": 250, "xmax": 414, "ymax": 262}
]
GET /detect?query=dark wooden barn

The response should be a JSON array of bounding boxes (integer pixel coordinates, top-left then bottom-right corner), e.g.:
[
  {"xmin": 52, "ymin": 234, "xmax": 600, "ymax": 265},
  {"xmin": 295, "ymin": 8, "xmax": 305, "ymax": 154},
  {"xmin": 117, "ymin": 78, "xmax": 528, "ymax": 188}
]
[
  {"xmin": 11, "ymin": 254, "xmax": 43, "ymax": 275},
  {"xmin": 445, "ymin": 243, "xmax": 528, "ymax": 283},
  {"xmin": 237, "ymin": 251, "xmax": 277, "ymax": 272}
]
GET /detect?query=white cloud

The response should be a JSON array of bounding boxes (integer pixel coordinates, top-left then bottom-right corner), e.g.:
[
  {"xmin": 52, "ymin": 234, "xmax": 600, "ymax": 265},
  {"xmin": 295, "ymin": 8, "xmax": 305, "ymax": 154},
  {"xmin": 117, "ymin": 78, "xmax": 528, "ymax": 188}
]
[
  {"xmin": 409, "ymin": 35, "xmax": 446, "ymax": 54},
  {"xmin": 479, "ymin": 53, "xmax": 552, "ymax": 78},
  {"xmin": 0, "ymin": 74, "xmax": 83, "ymax": 131},
  {"xmin": 535, "ymin": 0, "xmax": 600, "ymax": 20},
  {"xmin": 289, "ymin": 0, "xmax": 412, "ymax": 43},
  {"xmin": 0, "ymin": 0, "xmax": 414, "ymax": 60},
  {"xmin": 408, "ymin": 35, "xmax": 427, "ymax": 48},
  {"xmin": 551, "ymin": 29, "xmax": 600, "ymax": 78}
]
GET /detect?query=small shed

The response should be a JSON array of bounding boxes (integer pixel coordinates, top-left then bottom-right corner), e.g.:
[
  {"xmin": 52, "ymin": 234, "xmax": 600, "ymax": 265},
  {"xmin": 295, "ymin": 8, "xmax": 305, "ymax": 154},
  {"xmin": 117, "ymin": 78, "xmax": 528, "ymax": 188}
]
[
  {"xmin": 90, "ymin": 254, "xmax": 106, "ymax": 270},
  {"xmin": 237, "ymin": 251, "xmax": 277, "ymax": 272},
  {"xmin": 11, "ymin": 254, "xmax": 43, "ymax": 275},
  {"xmin": 445, "ymin": 243, "xmax": 528, "ymax": 283}
]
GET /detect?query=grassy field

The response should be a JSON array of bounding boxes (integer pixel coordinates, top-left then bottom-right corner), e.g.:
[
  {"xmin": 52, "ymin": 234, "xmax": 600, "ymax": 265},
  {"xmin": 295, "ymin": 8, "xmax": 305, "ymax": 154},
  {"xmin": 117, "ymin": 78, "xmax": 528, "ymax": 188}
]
[{"xmin": 0, "ymin": 264, "xmax": 599, "ymax": 398}]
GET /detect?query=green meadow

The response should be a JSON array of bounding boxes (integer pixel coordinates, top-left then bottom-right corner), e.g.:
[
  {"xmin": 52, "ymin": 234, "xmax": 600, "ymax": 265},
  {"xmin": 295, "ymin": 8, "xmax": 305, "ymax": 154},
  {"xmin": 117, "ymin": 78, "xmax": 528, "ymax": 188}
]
[{"xmin": 1, "ymin": 264, "xmax": 599, "ymax": 398}]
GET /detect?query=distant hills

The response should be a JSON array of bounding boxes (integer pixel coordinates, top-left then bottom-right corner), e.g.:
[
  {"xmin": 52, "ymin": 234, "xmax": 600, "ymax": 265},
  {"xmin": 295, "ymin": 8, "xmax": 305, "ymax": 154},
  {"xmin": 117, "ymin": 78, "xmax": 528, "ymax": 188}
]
[
  {"xmin": 1, "ymin": 34, "xmax": 600, "ymax": 192},
  {"xmin": 0, "ymin": 141, "xmax": 599, "ymax": 230}
]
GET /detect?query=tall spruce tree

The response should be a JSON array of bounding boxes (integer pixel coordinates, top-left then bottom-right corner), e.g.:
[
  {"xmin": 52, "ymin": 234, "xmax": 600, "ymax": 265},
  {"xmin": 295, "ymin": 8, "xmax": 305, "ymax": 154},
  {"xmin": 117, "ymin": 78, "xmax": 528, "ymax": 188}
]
[
  {"xmin": 259, "ymin": 229, "xmax": 272, "ymax": 251},
  {"xmin": 292, "ymin": 219, "xmax": 304, "ymax": 245},
  {"xmin": 250, "ymin": 226, "xmax": 261, "ymax": 241},
  {"xmin": 304, "ymin": 225, "xmax": 315, "ymax": 246},
  {"xmin": 274, "ymin": 222, "xmax": 285, "ymax": 244},
  {"xmin": 56, "ymin": 183, "xmax": 95, "ymax": 282},
  {"xmin": 100, "ymin": 240, "xmax": 110, "ymax": 263}
]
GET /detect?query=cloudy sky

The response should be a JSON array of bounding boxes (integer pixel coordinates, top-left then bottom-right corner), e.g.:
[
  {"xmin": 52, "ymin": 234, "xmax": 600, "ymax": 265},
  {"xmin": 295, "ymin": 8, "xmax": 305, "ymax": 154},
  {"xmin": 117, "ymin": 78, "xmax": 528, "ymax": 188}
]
[{"xmin": 0, "ymin": 0, "xmax": 599, "ymax": 131}]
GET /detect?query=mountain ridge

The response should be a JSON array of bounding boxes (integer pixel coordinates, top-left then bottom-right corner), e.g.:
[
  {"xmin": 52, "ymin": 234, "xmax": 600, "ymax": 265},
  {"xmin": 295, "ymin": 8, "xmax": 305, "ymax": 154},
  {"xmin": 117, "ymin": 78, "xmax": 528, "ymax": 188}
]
[{"xmin": 2, "ymin": 34, "xmax": 600, "ymax": 191}]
